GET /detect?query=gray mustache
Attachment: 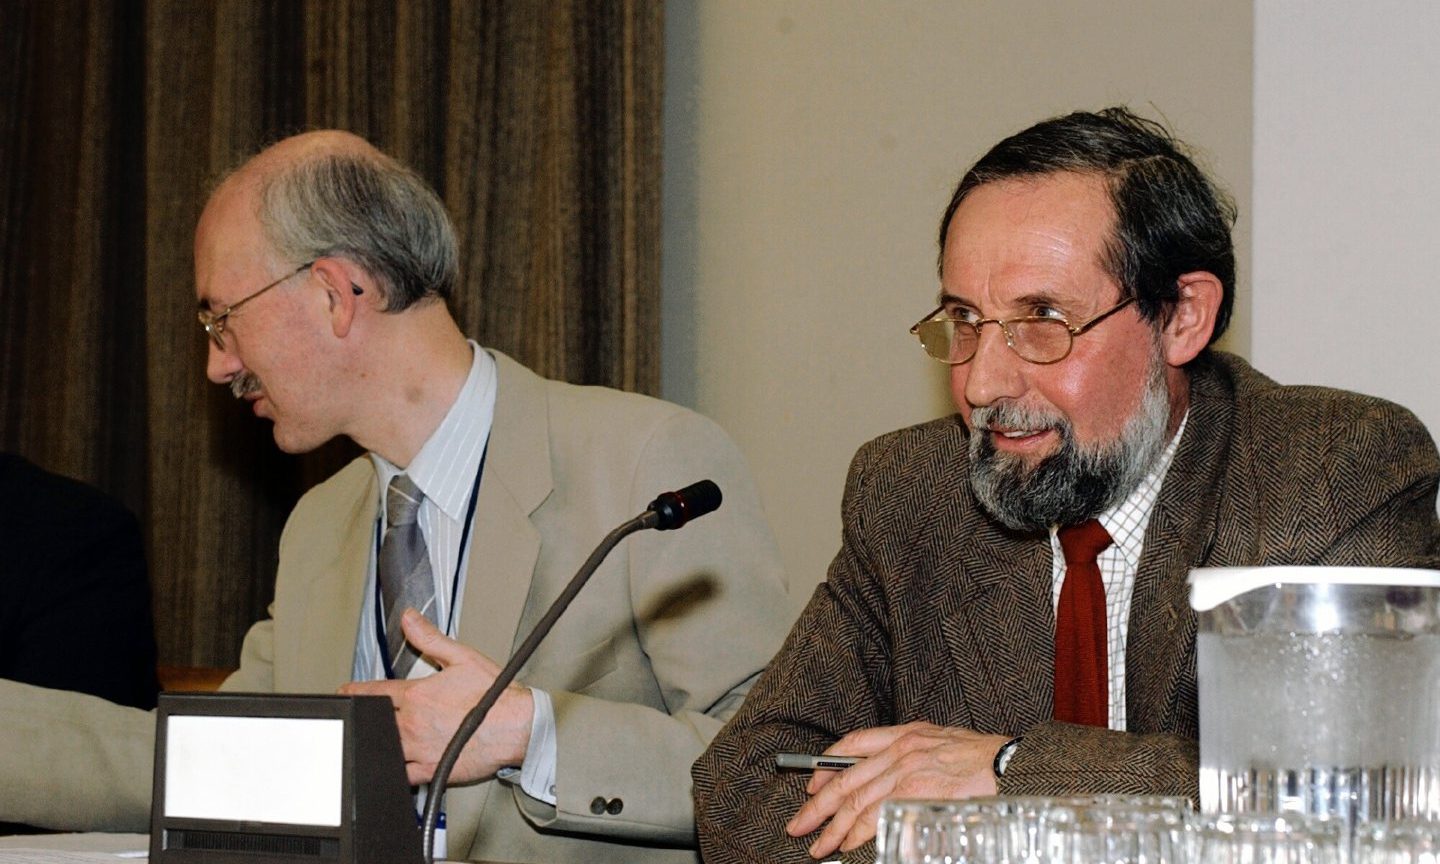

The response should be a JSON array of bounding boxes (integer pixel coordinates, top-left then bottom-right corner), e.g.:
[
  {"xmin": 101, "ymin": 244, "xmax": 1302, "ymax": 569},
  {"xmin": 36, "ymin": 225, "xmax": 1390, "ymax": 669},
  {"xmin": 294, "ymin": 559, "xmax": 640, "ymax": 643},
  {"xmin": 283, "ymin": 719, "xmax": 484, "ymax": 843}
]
[
  {"xmin": 230, "ymin": 372, "xmax": 262, "ymax": 399},
  {"xmin": 970, "ymin": 401, "xmax": 1067, "ymax": 433}
]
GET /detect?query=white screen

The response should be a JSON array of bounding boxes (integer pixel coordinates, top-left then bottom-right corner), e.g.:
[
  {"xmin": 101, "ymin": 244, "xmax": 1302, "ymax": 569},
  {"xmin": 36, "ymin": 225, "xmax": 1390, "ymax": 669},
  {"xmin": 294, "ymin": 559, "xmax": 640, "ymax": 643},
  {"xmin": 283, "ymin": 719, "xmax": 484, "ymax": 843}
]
[{"xmin": 164, "ymin": 715, "xmax": 345, "ymax": 827}]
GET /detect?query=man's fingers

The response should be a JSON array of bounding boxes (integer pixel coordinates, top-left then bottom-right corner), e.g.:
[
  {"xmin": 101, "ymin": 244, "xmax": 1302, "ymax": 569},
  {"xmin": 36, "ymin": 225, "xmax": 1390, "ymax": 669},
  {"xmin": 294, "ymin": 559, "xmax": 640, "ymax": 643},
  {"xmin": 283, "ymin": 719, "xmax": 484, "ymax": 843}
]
[
  {"xmin": 789, "ymin": 725, "xmax": 935, "ymax": 852},
  {"xmin": 808, "ymin": 772, "xmax": 894, "ymax": 858},
  {"xmin": 400, "ymin": 608, "xmax": 471, "ymax": 667},
  {"xmin": 788, "ymin": 750, "xmax": 891, "ymax": 836},
  {"xmin": 840, "ymin": 799, "xmax": 885, "ymax": 852},
  {"xmin": 803, "ymin": 722, "xmax": 928, "ymax": 796},
  {"xmin": 787, "ymin": 774, "xmax": 837, "ymax": 835},
  {"xmin": 806, "ymin": 767, "xmax": 840, "ymax": 795},
  {"xmin": 791, "ymin": 723, "xmax": 999, "ymax": 857}
]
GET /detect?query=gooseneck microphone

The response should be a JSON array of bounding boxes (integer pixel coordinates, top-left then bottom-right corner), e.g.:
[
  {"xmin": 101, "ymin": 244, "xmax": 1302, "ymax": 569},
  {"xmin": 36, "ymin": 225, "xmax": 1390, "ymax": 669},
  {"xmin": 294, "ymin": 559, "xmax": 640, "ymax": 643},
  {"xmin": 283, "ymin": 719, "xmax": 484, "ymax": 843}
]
[
  {"xmin": 642, "ymin": 479, "xmax": 722, "ymax": 531},
  {"xmin": 420, "ymin": 480, "xmax": 723, "ymax": 862}
]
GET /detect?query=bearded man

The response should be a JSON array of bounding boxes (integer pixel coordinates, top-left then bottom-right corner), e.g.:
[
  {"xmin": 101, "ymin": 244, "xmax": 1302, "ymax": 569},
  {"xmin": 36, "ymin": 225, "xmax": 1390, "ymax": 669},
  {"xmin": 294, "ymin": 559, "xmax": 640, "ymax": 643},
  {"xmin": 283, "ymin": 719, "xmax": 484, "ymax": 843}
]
[{"xmin": 692, "ymin": 107, "xmax": 1440, "ymax": 864}]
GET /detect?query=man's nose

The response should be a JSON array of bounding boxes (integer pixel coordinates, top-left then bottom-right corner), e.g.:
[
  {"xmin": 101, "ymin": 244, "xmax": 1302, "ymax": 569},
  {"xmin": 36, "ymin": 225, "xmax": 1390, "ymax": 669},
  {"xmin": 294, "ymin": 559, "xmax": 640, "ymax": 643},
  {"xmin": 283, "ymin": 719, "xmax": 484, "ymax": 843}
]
[
  {"xmin": 959, "ymin": 323, "xmax": 1027, "ymax": 408},
  {"xmin": 206, "ymin": 340, "xmax": 241, "ymax": 384}
]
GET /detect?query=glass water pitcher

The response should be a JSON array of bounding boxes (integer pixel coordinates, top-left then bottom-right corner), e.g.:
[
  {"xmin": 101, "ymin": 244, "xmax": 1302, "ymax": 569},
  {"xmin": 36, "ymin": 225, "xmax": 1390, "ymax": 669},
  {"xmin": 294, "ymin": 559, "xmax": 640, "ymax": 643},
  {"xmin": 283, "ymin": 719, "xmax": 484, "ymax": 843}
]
[{"xmin": 1190, "ymin": 566, "xmax": 1440, "ymax": 826}]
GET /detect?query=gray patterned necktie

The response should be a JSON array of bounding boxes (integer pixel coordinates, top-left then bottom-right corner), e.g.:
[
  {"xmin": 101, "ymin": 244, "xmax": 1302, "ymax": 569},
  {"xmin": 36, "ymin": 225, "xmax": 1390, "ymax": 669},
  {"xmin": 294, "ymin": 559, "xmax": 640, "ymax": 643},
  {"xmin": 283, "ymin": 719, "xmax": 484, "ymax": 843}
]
[{"xmin": 379, "ymin": 473, "xmax": 437, "ymax": 678}]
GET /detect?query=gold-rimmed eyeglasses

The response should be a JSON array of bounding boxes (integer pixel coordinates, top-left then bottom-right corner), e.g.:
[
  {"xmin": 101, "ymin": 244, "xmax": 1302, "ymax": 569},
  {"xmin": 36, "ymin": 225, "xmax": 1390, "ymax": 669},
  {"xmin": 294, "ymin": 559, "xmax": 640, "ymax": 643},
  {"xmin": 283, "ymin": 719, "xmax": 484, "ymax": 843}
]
[
  {"xmin": 197, "ymin": 261, "xmax": 313, "ymax": 350},
  {"xmin": 909, "ymin": 296, "xmax": 1136, "ymax": 365}
]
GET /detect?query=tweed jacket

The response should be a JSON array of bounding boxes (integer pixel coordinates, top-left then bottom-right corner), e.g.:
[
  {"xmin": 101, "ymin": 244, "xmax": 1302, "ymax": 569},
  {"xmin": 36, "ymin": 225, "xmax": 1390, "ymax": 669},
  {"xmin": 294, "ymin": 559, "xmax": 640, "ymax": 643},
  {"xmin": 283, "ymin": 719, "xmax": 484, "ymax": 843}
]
[
  {"xmin": 693, "ymin": 351, "xmax": 1440, "ymax": 864},
  {"xmin": 0, "ymin": 351, "xmax": 793, "ymax": 864}
]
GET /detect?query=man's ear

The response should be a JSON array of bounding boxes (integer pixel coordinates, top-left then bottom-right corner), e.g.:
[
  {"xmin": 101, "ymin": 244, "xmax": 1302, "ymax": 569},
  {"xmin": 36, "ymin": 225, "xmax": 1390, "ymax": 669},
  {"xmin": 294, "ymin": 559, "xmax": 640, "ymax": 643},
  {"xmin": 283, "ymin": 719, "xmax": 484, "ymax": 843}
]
[
  {"xmin": 310, "ymin": 258, "xmax": 364, "ymax": 338},
  {"xmin": 1161, "ymin": 271, "xmax": 1223, "ymax": 366}
]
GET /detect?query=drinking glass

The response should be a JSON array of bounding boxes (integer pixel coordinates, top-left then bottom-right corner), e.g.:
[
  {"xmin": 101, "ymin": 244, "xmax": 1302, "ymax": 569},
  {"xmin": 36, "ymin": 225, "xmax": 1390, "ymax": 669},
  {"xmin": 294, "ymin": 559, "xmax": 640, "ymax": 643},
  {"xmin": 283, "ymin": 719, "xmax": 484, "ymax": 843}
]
[
  {"xmin": 1352, "ymin": 820, "xmax": 1440, "ymax": 864},
  {"xmin": 874, "ymin": 796, "xmax": 1194, "ymax": 864},
  {"xmin": 1194, "ymin": 813, "xmax": 1344, "ymax": 864},
  {"xmin": 1062, "ymin": 799, "xmax": 1193, "ymax": 864},
  {"xmin": 874, "ymin": 799, "xmax": 968, "ymax": 864}
]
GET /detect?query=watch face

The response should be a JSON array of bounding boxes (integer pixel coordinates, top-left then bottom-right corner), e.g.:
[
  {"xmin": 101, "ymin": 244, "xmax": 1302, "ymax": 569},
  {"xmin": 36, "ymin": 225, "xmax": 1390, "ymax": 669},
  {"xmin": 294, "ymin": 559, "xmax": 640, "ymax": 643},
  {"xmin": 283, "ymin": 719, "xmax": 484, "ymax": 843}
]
[{"xmin": 994, "ymin": 736, "xmax": 1022, "ymax": 776}]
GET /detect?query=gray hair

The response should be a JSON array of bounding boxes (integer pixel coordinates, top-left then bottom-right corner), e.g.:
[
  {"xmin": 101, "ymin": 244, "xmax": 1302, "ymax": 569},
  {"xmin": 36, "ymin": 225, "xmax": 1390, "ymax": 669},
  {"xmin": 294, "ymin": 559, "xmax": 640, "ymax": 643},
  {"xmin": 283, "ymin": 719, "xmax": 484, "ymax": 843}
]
[{"xmin": 256, "ymin": 149, "xmax": 458, "ymax": 311}]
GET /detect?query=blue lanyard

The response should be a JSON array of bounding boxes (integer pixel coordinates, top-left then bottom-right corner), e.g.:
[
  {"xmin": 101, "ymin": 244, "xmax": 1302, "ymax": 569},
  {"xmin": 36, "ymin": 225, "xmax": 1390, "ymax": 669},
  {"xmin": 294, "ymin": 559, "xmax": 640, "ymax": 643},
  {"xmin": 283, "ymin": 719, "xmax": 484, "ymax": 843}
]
[{"xmin": 373, "ymin": 442, "xmax": 489, "ymax": 680}]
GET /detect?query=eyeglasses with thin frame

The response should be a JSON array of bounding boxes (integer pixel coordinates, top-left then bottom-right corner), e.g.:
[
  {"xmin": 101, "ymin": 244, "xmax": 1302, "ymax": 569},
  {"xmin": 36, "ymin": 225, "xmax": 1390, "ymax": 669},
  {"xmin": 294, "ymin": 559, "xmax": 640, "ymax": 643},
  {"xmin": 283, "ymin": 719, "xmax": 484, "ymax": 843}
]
[
  {"xmin": 909, "ymin": 296, "xmax": 1136, "ymax": 365},
  {"xmin": 197, "ymin": 261, "xmax": 314, "ymax": 350}
]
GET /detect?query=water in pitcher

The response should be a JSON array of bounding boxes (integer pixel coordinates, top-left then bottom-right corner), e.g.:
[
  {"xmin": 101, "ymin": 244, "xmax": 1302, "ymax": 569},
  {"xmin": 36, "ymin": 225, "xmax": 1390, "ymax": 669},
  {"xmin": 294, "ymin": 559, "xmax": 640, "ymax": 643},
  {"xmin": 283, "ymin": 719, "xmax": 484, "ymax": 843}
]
[{"xmin": 1198, "ymin": 630, "xmax": 1440, "ymax": 825}]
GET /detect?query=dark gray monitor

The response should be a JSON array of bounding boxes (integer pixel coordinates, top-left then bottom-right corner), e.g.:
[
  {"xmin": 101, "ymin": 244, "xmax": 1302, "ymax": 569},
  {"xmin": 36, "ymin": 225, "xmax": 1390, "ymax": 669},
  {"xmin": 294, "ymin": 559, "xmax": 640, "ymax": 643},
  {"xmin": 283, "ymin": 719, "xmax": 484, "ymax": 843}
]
[{"xmin": 150, "ymin": 693, "xmax": 421, "ymax": 864}]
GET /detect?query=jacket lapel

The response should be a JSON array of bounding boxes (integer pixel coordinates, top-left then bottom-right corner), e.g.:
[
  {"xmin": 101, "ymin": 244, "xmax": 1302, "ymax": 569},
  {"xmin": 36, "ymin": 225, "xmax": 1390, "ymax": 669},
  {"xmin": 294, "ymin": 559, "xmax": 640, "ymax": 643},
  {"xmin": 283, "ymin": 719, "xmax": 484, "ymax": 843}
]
[
  {"xmin": 458, "ymin": 482, "xmax": 542, "ymax": 661},
  {"xmin": 292, "ymin": 466, "xmax": 377, "ymax": 692},
  {"xmin": 446, "ymin": 351, "xmax": 550, "ymax": 857},
  {"xmin": 1126, "ymin": 361, "xmax": 1233, "ymax": 735},
  {"xmin": 939, "ymin": 476, "xmax": 1057, "ymax": 733},
  {"xmin": 457, "ymin": 351, "xmax": 550, "ymax": 661}
]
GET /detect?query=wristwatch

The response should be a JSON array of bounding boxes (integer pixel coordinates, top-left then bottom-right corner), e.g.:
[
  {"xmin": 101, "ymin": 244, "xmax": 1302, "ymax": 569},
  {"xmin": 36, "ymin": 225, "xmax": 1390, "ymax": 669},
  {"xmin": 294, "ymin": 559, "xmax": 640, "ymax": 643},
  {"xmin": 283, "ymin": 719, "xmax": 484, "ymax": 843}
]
[{"xmin": 992, "ymin": 736, "xmax": 1024, "ymax": 778}]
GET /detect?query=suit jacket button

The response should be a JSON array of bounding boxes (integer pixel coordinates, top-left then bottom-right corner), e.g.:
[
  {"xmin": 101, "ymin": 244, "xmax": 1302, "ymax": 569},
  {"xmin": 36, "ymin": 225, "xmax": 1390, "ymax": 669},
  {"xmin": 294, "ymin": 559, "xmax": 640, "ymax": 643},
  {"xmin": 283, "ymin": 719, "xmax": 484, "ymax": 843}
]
[
  {"xmin": 590, "ymin": 796, "xmax": 607, "ymax": 815},
  {"xmin": 606, "ymin": 798, "xmax": 624, "ymax": 815}
]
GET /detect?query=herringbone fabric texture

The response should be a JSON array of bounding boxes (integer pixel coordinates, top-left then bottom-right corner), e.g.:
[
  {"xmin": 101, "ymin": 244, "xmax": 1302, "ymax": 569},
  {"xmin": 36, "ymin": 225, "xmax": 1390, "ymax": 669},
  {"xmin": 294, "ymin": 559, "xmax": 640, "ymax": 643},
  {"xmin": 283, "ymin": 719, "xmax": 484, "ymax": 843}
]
[
  {"xmin": 1054, "ymin": 519, "xmax": 1111, "ymax": 727},
  {"xmin": 378, "ymin": 474, "xmax": 436, "ymax": 679},
  {"xmin": 693, "ymin": 351, "xmax": 1440, "ymax": 864}
]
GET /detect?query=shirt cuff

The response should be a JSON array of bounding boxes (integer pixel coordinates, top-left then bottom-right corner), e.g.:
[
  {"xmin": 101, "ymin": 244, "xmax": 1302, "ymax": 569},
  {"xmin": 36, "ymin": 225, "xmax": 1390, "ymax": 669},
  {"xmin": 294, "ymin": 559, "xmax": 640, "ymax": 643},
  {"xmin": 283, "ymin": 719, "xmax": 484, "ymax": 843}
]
[{"xmin": 497, "ymin": 687, "xmax": 557, "ymax": 805}]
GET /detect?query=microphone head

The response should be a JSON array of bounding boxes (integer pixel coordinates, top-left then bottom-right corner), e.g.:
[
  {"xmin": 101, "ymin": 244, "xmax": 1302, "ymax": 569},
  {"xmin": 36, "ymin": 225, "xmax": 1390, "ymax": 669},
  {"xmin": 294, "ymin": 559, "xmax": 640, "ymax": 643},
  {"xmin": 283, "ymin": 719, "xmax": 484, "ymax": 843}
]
[{"xmin": 646, "ymin": 480, "xmax": 722, "ymax": 530}]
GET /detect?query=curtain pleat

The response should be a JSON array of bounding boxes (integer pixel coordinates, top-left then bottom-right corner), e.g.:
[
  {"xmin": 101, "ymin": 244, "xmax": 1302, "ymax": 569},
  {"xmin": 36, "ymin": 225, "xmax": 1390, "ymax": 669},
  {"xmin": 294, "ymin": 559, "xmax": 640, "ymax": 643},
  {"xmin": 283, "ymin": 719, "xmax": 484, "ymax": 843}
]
[{"xmin": 0, "ymin": 0, "xmax": 663, "ymax": 666}]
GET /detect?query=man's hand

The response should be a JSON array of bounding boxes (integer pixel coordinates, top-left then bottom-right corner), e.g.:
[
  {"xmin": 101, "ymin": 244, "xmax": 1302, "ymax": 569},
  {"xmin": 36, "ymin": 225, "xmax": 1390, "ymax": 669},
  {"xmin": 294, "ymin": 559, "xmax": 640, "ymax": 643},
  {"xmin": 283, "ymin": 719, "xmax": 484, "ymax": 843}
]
[
  {"xmin": 340, "ymin": 609, "xmax": 535, "ymax": 786},
  {"xmin": 784, "ymin": 722, "xmax": 1010, "ymax": 859}
]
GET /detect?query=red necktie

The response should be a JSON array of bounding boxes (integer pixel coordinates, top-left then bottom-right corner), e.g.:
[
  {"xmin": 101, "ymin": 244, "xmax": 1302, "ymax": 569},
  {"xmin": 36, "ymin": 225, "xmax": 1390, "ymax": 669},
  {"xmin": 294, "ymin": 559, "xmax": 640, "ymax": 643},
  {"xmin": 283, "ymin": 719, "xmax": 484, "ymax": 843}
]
[{"xmin": 1053, "ymin": 519, "xmax": 1112, "ymax": 727}]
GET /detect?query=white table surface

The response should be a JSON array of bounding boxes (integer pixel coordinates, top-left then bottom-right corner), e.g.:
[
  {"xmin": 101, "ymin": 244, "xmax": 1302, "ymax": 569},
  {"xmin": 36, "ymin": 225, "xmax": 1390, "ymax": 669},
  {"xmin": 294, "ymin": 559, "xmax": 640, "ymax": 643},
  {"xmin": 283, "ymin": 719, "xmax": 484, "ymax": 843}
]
[{"xmin": 0, "ymin": 834, "xmax": 147, "ymax": 852}]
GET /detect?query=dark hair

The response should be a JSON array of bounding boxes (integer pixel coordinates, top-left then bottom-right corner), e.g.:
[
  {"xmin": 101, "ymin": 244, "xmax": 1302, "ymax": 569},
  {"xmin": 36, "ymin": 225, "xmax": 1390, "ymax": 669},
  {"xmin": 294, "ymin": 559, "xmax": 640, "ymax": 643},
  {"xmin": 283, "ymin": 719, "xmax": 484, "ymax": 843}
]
[
  {"xmin": 937, "ymin": 107, "xmax": 1236, "ymax": 344},
  {"xmin": 257, "ymin": 150, "xmax": 458, "ymax": 312}
]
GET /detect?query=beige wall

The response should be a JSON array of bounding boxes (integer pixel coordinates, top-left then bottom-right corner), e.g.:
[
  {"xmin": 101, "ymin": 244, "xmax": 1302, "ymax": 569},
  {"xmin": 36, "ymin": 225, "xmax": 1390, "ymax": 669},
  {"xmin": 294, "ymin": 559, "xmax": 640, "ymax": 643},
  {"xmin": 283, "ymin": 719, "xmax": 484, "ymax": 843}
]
[
  {"xmin": 661, "ymin": 1, "xmax": 1254, "ymax": 602},
  {"xmin": 1251, "ymin": 0, "xmax": 1440, "ymax": 441}
]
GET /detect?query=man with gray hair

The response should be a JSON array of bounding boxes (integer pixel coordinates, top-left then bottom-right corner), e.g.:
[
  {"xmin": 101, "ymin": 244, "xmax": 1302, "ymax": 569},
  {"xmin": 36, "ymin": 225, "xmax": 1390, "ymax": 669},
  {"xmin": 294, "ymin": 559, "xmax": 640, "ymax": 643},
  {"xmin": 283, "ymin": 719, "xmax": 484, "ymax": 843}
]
[
  {"xmin": 0, "ymin": 131, "xmax": 792, "ymax": 864},
  {"xmin": 693, "ymin": 108, "xmax": 1440, "ymax": 863}
]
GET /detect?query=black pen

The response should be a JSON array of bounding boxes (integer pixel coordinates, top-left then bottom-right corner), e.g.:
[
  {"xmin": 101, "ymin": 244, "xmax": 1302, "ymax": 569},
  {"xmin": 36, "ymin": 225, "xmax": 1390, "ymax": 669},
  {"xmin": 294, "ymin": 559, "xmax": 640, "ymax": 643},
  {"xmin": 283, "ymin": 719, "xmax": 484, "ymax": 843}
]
[{"xmin": 774, "ymin": 753, "xmax": 861, "ymax": 771}]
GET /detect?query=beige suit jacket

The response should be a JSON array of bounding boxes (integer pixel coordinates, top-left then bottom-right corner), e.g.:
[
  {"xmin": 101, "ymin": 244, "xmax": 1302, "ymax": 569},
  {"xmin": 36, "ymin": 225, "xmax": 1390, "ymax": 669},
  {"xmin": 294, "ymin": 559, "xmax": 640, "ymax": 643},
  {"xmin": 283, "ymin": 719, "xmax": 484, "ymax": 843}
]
[{"xmin": 0, "ymin": 351, "xmax": 792, "ymax": 863}]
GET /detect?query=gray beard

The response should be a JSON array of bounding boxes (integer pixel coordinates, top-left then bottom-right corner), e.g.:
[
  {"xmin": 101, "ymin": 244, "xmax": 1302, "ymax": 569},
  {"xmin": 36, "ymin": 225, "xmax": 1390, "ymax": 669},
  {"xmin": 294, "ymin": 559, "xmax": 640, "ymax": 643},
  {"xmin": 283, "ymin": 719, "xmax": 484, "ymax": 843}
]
[{"xmin": 967, "ymin": 359, "xmax": 1171, "ymax": 532}]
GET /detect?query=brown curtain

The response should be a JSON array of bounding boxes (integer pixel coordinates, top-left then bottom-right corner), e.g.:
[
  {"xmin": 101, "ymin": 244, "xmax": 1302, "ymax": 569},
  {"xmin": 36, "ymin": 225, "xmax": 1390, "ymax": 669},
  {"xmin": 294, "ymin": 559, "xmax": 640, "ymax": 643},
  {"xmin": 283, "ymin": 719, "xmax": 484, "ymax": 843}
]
[{"xmin": 0, "ymin": 0, "xmax": 663, "ymax": 667}]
